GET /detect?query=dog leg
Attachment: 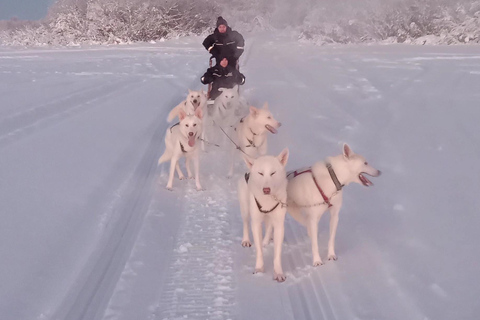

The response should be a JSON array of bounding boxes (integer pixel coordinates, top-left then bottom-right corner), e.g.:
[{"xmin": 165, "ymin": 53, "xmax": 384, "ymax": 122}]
[
  {"xmin": 327, "ymin": 203, "xmax": 342, "ymax": 261},
  {"xmin": 193, "ymin": 153, "xmax": 203, "ymax": 191},
  {"xmin": 307, "ymin": 211, "xmax": 323, "ymax": 266},
  {"xmin": 258, "ymin": 140, "xmax": 268, "ymax": 157},
  {"xmin": 185, "ymin": 157, "xmax": 193, "ymax": 179},
  {"xmin": 238, "ymin": 183, "xmax": 251, "ymax": 247},
  {"xmin": 166, "ymin": 157, "xmax": 179, "ymax": 190},
  {"xmin": 272, "ymin": 213, "xmax": 286, "ymax": 282},
  {"xmin": 262, "ymin": 215, "xmax": 273, "ymax": 247},
  {"xmin": 251, "ymin": 215, "xmax": 265, "ymax": 273},
  {"xmin": 175, "ymin": 162, "xmax": 185, "ymax": 180}
]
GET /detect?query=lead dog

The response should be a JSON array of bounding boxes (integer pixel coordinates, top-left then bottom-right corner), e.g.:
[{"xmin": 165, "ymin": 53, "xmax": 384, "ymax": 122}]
[
  {"xmin": 227, "ymin": 103, "xmax": 281, "ymax": 177},
  {"xmin": 158, "ymin": 107, "xmax": 204, "ymax": 191},
  {"xmin": 237, "ymin": 148, "xmax": 289, "ymax": 282},
  {"xmin": 287, "ymin": 144, "xmax": 381, "ymax": 266},
  {"xmin": 167, "ymin": 89, "xmax": 207, "ymax": 122}
]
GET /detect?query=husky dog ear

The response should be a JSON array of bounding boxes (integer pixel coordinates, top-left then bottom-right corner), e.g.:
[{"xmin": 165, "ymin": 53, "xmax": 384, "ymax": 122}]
[
  {"xmin": 218, "ymin": 87, "xmax": 225, "ymax": 92},
  {"xmin": 179, "ymin": 109, "xmax": 187, "ymax": 121},
  {"xmin": 188, "ymin": 89, "xmax": 192, "ymax": 93},
  {"xmin": 249, "ymin": 106, "xmax": 259, "ymax": 117},
  {"xmin": 195, "ymin": 106, "xmax": 203, "ymax": 119},
  {"xmin": 262, "ymin": 102, "xmax": 269, "ymax": 110},
  {"xmin": 243, "ymin": 155, "xmax": 255, "ymax": 170},
  {"xmin": 343, "ymin": 143, "xmax": 354, "ymax": 159},
  {"xmin": 277, "ymin": 148, "xmax": 289, "ymax": 167}
]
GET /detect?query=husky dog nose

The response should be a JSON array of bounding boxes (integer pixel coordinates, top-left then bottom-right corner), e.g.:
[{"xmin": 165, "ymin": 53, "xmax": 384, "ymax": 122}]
[
  {"xmin": 277, "ymin": 122, "xmax": 282, "ymax": 127},
  {"xmin": 189, "ymin": 132, "xmax": 194, "ymax": 136},
  {"xmin": 193, "ymin": 99, "xmax": 198, "ymax": 104},
  {"xmin": 263, "ymin": 187, "xmax": 271, "ymax": 195}
]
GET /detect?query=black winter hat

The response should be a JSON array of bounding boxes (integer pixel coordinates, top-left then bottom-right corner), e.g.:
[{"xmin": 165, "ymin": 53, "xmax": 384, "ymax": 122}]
[{"xmin": 216, "ymin": 16, "xmax": 228, "ymax": 27}]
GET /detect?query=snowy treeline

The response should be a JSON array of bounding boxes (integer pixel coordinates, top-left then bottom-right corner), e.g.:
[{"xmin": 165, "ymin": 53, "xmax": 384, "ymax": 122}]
[
  {"xmin": 1, "ymin": 0, "xmax": 480, "ymax": 46},
  {"xmin": 0, "ymin": 0, "xmax": 218, "ymax": 46}
]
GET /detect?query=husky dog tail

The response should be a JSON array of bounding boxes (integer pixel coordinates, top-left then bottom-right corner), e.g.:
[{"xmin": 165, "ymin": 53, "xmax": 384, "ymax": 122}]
[
  {"xmin": 158, "ymin": 149, "xmax": 171, "ymax": 165},
  {"xmin": 167, "ymin": 103, "xmax": 183, "ymax": 123}
]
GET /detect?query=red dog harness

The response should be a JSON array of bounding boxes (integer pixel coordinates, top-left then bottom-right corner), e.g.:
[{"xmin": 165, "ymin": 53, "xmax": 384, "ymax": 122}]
[{"xmin": 287, "ymin": 164, "xmax": 344, "ymax": 208}]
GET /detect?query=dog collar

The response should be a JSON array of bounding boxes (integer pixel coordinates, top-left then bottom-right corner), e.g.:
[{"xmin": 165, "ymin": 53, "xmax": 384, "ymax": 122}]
[
  {"xmin": 245, "ymin": 173, "xmax": 280, "ymax": 214},
  {"xmin": 254, "ymin": 197, "xmax": 280, "ymax": 214},
  {"xmin": 326, "ymin": 163, "xmax": 344, "ymax": 191}
]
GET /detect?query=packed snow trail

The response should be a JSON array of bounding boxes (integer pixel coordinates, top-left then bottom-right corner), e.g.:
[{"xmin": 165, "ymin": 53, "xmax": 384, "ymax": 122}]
[{"xmin": 1, "ymin": 36, "xmax": 480, "ymax": 320}]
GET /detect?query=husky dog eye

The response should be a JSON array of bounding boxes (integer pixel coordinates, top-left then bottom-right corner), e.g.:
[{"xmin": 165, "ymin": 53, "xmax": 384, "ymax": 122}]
[
  {"xmin": 185, "ymin": 124, "xmax": 189, "ymax": 127},
  {"xmin": 364, "ymin": 162, "xmax": 368, "ymax": 165},
  {"xmin": 193, "ymin": 124, "xmax": 197, "ymax": 127},
  {"xmin": 270, "ymin": 171, "xmax": 276, "ymax": 176},
  {"xmin": 258, "ymin": 172, "xmax": 264, "ymax": 176},
  {"xmin": 267, "ymin": 116, "xmax": 271, "ymax": 119}
]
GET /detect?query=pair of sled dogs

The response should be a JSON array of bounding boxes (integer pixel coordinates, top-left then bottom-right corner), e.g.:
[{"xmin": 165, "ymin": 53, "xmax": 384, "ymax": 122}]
[{"xmin": 158, "ymin": 88, "xmax": 381, "ymax": 282}]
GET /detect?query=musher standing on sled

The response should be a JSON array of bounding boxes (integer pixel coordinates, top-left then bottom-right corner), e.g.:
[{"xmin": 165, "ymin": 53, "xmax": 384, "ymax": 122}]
[{"xmin": 202, "ymin": 16, "xmax": 245, "ymax": 67}]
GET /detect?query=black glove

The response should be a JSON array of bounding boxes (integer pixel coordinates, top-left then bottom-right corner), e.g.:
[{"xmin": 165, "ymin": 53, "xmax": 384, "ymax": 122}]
[{"xmin": 201, "ymin": 72, "xmax": 213, "ymax": 84}]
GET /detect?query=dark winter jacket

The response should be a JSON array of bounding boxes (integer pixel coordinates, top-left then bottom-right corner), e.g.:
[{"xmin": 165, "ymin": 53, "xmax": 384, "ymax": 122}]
[
  {"xmin": 202, "ymin": 27, "xmax": 245, "ymax": 66},
  {"xmin": 201, "ymin": 64, "xmax": 245, "ymax": 100}
]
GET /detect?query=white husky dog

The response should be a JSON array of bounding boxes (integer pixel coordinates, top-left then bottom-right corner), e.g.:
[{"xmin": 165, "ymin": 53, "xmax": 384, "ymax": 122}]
[
  {"xmin": 237, "ymin": 148, "xmax": 289, "ymax": 282},
  {"xmin": 208, "ymin": 85, "xmax": 245, "ymax": 126},
  {"xmin": 286, "ymin": 144, "xmax": 381, "ymax": 266},
  {"xmin": 158, "ymin": 107, "xmax": 204, "ymax": 191},
  {"xmin": 227, "ymin": 102, "xmax": 281, "ymax": 177},
  {"xmin": 203, "ymin": 86, "xmax": 243, "ymax": 148},
  {"xmin": 167, "ymin": 89, "xmax": 207, "ymax": 122}
]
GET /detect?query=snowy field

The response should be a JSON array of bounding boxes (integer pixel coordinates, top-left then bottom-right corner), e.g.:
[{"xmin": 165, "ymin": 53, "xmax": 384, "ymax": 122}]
[{"xmin": 1, "ymin": 34, "xmax": 479, "ymax": 320}]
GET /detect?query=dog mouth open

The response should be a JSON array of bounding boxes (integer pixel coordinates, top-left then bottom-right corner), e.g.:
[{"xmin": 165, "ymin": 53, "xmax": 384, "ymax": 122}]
[
  {"xmin": 359, "ymin": 173, "xmax": 374, "ymax": 186},
  {"xmin": 265, "ymin": 124, "xmax": 278, "ymax": 134},
  {"xmin": 263, "ymin": 187, "xmax": 271, "ymax": 195},
  {"xmin": 188, "ymin": 133, "xmax": 197, "ymax": 147},
  {"xmin": 192, "ymin": 100, "xmax": 200, "ymax": 109}
]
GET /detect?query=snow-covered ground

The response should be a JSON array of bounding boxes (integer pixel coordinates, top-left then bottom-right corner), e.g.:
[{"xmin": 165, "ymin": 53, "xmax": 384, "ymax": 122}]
[{"xmin": 1, "ymin": 34, "xmax": 479, "ymax": 320}]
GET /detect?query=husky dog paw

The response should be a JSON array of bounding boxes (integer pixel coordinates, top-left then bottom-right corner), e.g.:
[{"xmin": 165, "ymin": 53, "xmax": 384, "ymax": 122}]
[
  {"xmin": 178, "ymin": 175, "xmax": 186, "ymax": 180},
  {"xmin": 188, "ymin": 176, "xmax": 194, "ymax": 180},
  {"xmin": 273, "ymin": 273, "xmax": 286, "ymax": 283},
  {"xmin": 166, "ymin": 186, "xmax": 173, "ymax": 191},
  {"xmin": 313, "ymin": 260, "xmax": 324, "ymax": 267},
  {"xmin": 196, "ymin": 186, "xmax": 205, "ymax": 191},
  {"xmin": 241, "ymin": 240, "xmax": 252, "ymax": 247},
  {"xmin": 253, "ymin": 267, "xmax": 264, "ymax": 274},
  {"xmin": 328, "ymin": 254, "xmax": 338, "ymax": 261}
]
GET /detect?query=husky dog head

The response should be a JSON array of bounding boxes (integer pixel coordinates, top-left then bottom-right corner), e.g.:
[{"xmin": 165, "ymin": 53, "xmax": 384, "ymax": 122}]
[
  {"xmin": 187, "ymin": 89, "xmax": 207, "ymax": 110},
  {"xmin": 217, "ymin": 85, "xmax": 239, "ymax": 109},
  {"xmin": 249, "ymin": 102, "xmax": 281, "ymax": 134},
  {"xmin": 244, "ymin": 148, "xmax": 289, "ymax": 196},
  {"xmin": 342, "ymin": 143, "xmax": 381, "ymax": 186},
  {"xmin": 178, "ymin": 107, "xmax": 203, "ymax": 147}
]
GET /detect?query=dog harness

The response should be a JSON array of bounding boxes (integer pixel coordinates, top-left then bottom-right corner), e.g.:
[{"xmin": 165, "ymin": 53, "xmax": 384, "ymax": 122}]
[
  {"xmin": 244, "ymin": 173, "xmax": 280, "ymax": 214},
  {"xmin": 287, "ymin": 163, "xmax": 343, "ymax": 208},
  {"xmin": 238, "ymin": 117, "xmax": 264, "ymax": 149}
]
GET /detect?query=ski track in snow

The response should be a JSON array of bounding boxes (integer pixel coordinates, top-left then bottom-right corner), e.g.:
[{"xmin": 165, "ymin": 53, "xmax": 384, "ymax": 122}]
[{"xmin": 155, "ymin": 171, "xmax": 237, "ymax": 320}]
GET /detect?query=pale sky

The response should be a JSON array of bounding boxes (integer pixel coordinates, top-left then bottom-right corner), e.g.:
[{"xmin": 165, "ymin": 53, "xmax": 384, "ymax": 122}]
[{"xmin": 0, "ymin": 0, "xmax": 55, "ymax": 20}]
